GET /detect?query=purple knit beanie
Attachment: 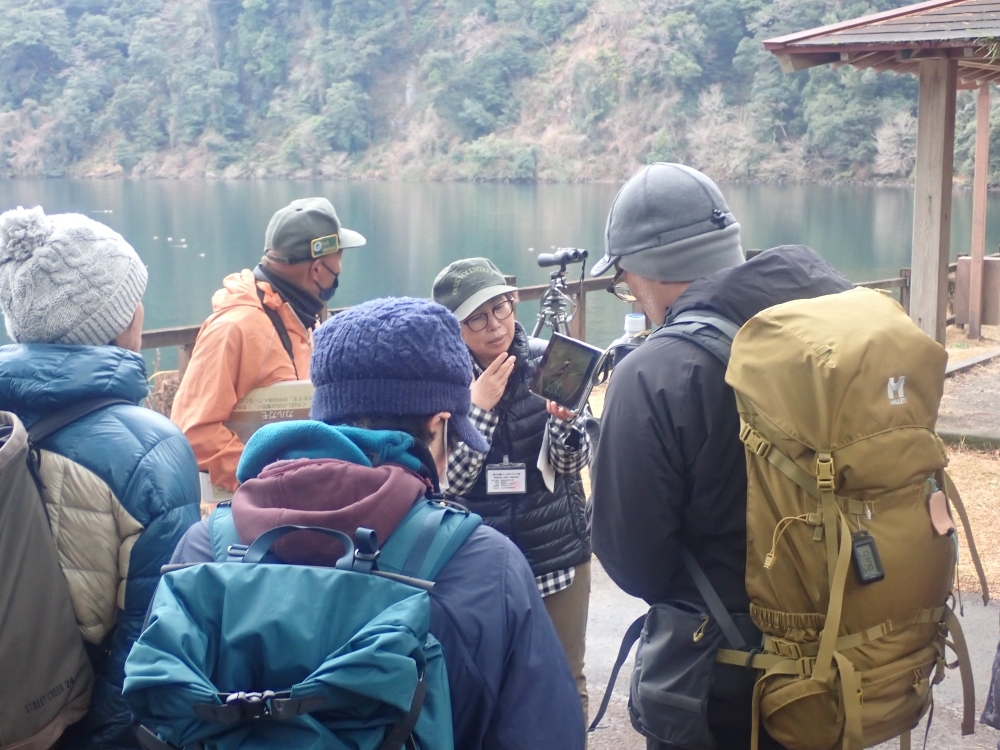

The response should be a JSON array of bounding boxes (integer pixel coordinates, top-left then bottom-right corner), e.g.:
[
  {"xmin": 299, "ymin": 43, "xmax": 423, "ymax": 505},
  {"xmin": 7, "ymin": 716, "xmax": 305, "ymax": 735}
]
[{"xmin": 310, "ymin": 297, "xmax": 488, "ymax": 452}]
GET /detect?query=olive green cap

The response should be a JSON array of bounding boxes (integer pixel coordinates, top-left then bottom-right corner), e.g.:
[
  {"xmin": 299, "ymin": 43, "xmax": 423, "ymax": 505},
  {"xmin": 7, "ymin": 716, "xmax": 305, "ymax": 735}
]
[
  {"xmin": 432, "ymin": 257, "xmax": 517, "ymax": 321},
  {"xmin": 263, "ymin": 197, "xmax": 366, "ymax": 264}
]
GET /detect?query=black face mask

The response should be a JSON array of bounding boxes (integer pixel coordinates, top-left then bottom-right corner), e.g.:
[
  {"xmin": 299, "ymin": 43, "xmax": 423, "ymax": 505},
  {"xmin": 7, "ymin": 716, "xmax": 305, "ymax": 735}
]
[
  {"xmin": 316, "ymin": 259, "xmax": 340, "ymax": 302},
  {"xmin": 316, "ymin": 273, "xmax": 339, "ymax": 302}
]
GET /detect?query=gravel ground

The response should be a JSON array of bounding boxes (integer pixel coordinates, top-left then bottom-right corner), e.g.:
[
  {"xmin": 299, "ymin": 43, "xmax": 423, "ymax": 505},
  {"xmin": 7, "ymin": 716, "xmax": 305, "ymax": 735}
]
[
  {"xmin": 939, "ymin": 358, "xmax": 1000, "ymax": 443},
  {"xmin": 585, "ymin": 560, "xmax": 1000, "ymax": 750}
]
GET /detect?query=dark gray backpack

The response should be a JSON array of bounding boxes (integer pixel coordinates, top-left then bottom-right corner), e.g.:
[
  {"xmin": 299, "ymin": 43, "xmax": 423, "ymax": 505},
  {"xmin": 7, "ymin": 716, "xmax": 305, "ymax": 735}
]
[{"xmin": 0, "ymin": 400, "xmax": 128, "ymax": 750}]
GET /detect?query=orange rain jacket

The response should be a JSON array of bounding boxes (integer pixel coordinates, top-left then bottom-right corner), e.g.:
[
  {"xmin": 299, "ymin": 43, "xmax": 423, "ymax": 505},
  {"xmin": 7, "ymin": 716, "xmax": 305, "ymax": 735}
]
[{"xmin": 171, "ymin": 270, "xmax": 313, "ymax": 491}]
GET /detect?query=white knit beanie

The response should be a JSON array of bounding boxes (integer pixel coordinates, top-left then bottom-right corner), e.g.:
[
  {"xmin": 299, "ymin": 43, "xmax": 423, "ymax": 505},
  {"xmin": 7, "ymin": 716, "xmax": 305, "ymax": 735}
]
[{"xmin": 0, "ymin": 206, "xmax": 148, "ymax": 346}]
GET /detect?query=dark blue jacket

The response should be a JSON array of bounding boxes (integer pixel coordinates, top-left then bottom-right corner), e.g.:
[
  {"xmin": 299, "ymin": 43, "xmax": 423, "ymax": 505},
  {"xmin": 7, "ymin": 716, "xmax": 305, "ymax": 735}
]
[
  {"xmin": 0, "ymin": 344, "xmax": 201, "ymax": 749},
  {"xmin": 171, "ymin": 475, "xmax": 586, "ymax": 748}
]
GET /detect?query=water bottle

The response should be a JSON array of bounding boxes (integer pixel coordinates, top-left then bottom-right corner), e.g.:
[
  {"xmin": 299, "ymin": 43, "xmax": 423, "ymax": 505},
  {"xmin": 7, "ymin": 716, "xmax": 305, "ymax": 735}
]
[
  {"xmin": 608, "ymin": 313, "xmax": 647, "ymax": 369},
  {"xmin": 611, "ymin": 313, "xmax": 646, "ymax": 347}
]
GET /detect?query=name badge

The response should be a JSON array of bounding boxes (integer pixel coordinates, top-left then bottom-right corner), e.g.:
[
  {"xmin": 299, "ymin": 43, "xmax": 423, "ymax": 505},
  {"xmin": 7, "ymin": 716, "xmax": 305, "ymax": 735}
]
[{"xmin": 486, "ymin": 463, "xmax": 527, "ymax": 494}]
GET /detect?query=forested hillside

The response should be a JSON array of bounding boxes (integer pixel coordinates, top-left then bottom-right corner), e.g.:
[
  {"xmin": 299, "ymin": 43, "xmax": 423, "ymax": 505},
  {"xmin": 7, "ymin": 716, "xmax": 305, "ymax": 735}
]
[{"xmin": 2, "ymin": 0, "xmax": 998, "ymax": 182}]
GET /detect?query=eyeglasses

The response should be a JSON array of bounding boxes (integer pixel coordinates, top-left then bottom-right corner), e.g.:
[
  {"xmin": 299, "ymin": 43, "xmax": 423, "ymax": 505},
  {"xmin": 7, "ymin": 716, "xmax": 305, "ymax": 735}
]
[
  {"xmin": 607, "ymin": 267, "xmax": 636, "ymax": 303},
  {"xmin": 463, "ymin": 298, "xmax": 515, "ymax": 332}
]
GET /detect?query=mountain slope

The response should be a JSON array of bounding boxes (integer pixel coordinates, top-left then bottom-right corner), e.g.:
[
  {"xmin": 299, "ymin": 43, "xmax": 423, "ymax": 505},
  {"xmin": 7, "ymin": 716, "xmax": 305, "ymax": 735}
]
[{"xmin": 1, "ymin": 0, "xmax": 997, "ymax": 182}]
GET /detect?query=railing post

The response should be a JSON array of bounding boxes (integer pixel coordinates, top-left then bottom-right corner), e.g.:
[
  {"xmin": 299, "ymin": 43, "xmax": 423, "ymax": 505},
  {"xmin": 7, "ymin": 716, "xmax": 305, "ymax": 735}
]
[
  {"xmin": 900, "ymin": 268, "xmax": 911, "ymax": 315},
  {"xmin": 178, "ymin": 343, "xmax": 194, "ymax": 379},
  {"xmin": 969, "ymin": 83, "xmax": 990, "ymax": 339}
]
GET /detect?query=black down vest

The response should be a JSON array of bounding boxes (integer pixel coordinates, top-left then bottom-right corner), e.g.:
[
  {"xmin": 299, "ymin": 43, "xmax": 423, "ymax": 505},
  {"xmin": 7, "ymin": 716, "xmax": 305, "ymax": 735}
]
[{"xmin": 461, "ymin": 324, "xmax": 591, "ymax": 576}]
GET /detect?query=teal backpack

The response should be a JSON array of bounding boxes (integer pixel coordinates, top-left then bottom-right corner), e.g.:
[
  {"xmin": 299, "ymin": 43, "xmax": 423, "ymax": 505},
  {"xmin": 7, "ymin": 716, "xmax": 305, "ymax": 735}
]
[{"xmin": 123, "ymin": 498, "xmax": 481, "ymax": 750}]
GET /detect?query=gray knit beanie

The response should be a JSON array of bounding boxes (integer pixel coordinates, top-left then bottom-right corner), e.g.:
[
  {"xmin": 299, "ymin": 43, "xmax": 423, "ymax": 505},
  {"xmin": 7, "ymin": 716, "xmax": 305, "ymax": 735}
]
[
  {"xmin": 591, "ymin": 163, "xmax": 744, "ymax": 282},
  {"xmin": 0, "ymin": 206, "xmax": 147, "ymax": 345}
]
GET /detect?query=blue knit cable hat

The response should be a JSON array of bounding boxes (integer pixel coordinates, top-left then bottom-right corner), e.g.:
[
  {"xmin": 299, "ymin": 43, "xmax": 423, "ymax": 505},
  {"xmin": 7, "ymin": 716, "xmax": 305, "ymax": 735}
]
[{"xmin": 310, "ymin": 297, "xmax": 488, "ymax": 453}]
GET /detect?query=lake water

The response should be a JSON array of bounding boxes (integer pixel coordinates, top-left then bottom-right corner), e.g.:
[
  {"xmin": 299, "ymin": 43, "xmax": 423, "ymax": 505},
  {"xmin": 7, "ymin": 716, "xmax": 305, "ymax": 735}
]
[{"xmin": 2, "ymin": 179, "xmax": 999, "ymax": 363}]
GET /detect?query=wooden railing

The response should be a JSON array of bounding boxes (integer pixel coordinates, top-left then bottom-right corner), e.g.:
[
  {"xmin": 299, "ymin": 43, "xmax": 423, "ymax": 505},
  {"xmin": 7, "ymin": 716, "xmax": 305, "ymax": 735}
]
[{"xmin": 141, "ymin": 270, "xmax": 914, "ymax": 375}]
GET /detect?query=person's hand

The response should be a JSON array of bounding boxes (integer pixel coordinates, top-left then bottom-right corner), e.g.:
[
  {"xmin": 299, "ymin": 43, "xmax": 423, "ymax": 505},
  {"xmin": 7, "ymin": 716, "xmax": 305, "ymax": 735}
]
[
  {"xmin": 547, "ymin": 401, "xmax": 576, "ymax": 421},
  {"xmin": 470, "ymin": 353, "xmax": 516, "ymax": 412}
]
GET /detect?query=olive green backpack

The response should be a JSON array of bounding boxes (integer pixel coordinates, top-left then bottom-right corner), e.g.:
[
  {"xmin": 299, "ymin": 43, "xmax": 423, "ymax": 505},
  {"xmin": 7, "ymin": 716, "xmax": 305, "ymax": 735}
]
[
  {"xmin": 0, "ymin": 411, "xmax": 93, "ymax": 750},
  {"xmin": 725, "ymin": 287, "xmax": 988, "ymax": 750}
]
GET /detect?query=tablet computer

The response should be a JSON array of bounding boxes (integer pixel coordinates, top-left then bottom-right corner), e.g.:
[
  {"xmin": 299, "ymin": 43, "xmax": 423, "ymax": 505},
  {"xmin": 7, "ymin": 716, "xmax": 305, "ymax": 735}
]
[{"xmin": 529, "ymin": 333, "xmax": 606, "ymax": 413}]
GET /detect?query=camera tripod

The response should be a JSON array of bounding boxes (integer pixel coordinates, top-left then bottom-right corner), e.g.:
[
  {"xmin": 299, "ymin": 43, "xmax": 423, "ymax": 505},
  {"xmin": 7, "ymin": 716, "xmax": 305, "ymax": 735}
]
[{"xmin": 530, "ymin": 248, "xmax": 588, "ymax": 338}]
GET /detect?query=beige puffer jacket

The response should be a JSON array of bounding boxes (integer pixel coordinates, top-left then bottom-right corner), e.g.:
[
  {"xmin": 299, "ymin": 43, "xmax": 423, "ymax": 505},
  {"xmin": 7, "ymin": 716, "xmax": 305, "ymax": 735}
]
[{"xmin": 38, "ymin": 449, "xmax": 144, "ymax": 645}]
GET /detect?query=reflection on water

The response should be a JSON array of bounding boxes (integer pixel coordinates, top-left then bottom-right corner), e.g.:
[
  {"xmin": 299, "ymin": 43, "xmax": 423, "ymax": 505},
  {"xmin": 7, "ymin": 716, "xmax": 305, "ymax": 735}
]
[{"xmin": 2, "ymin": 179, "xmax": 999, "ymax": 359}]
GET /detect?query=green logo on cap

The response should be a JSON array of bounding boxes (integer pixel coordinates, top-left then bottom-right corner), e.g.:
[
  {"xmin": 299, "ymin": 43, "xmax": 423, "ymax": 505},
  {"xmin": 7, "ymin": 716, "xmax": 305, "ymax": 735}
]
[{"xmin": 311, "ymin": 234, "xmax": 340, "ymax": 258}]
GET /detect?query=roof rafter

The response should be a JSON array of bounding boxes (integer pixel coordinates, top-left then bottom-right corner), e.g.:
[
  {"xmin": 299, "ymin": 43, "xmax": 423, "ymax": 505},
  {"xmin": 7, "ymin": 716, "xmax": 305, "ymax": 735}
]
[{"xmin": 765, "ymin": 0, "xmax": 1000, "ymax": 77}]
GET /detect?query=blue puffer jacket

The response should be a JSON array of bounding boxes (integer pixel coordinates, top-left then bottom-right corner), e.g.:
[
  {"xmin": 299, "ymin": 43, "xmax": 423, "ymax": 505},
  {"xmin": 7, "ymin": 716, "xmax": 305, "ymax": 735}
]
[{"xmin": 0, "ymin": 344, "xmax": 201, "ymax": 750}]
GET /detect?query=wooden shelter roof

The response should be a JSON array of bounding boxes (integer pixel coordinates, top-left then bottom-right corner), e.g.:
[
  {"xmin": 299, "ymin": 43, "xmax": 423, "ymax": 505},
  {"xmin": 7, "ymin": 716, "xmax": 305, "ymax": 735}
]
[{"xmin": 764, "ymin": 0, "xmax": 1000, "ymax": 88}]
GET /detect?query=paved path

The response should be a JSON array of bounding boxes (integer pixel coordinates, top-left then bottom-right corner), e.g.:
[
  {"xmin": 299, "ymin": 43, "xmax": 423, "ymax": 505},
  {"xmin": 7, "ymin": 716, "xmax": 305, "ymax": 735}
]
[
  {"xmin": 586, "ymin": 560, "xmax": 1000, "ymax": 750},
  {"xmin": 939, "ymin": 359, "xmax": 1000, "ymax": 444}
]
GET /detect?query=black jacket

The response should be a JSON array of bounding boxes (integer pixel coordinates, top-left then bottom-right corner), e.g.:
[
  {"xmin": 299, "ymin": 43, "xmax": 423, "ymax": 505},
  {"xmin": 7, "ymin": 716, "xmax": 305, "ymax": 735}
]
[
  {"xmin": 462, "ymin": 324, "xmax": 591, "ymax": 576},
  {"xmin": 591, "ymin": 246, "xmax": 852, "ymax": 610}
]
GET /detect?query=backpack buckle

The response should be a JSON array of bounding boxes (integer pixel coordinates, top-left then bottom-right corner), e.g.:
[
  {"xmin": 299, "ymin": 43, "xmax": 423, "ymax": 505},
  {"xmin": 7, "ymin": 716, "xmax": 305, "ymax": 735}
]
[
  {"xmin": 816, "ymin": 454, "xmax": 835, "ymax": 493},
  {"xmin": 428, "ymin": 496, "xmax": 471, "ymax": 514},
  {"xmin": 226, "ymin": 690, "xmax": 277, "ymax": 720},
  {"xmin": 353, "ymin": 528, "xmax": 380, "ymax": 573},
  {"xmin": 226, "ymin": 544, "xmax": 250, "ymax": 562},
  {"xmin": 739, "ymin": 422, "xmax": 771, "ymax": 457}
]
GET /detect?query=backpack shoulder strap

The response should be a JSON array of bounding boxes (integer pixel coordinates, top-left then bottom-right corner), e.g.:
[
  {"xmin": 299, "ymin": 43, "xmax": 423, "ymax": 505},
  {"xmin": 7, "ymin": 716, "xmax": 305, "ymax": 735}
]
[
  {"xmin": 588, "ymin": 613, "xmax": 647, "ymax": 732},
  {"xmin": 649, "ymin": 311, "xmax": 740, "ymax": 367},
  {"xmin": 28, "ymin": 397, "xmax": 133, "ymax": 445},
  {"xmin": 255, "ymin": 282, "xmax": 299, "ymax": 379},
  {"xmin": 681, "ymin": 549, "xmax": 747, "ymax": 650},
  {"xmin": 378, "ymin": 499, "xmax": 482, "ymax": 581},
  {"xmin": 208, "ymin": 502, "xmax": 241, "ymax": 563}
]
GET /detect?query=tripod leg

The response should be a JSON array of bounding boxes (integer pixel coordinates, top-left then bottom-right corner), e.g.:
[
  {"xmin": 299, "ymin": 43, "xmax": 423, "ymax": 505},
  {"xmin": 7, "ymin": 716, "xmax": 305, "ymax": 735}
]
[{"xmin": 531, "ymin": 317, "xmax": 545, "ymax": 338}]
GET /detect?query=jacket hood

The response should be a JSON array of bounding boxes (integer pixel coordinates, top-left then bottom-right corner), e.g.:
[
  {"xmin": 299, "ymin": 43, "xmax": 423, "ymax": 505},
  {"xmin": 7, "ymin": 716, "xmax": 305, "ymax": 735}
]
[
  {"xmin": 212, "ymin": 269, "xmax": 282, "ymax": 313},
  {"xmin": 237, "ymin": 420, "xmax": 423, "ymax": 483},
  {"xmin": 0, "ymin": 343, "xmax": 148, "ymax": 419},
  {"xmin": 232, "ymin": 421, "xmax": 434, "ymax": 564},
  {"xmin": 232, "ymin": 457, "xmax": 429, "ymax": 566},
  {"xmin": 668, "ymin": 245, "xmax": 853, "ymax": 327}
]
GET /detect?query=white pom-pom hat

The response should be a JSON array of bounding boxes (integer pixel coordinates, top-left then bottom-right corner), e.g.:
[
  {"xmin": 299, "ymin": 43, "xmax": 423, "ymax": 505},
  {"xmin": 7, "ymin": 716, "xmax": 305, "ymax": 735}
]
[{"xmin": 0, "ymin": 206, "xmax": 147, "ymax": 346}]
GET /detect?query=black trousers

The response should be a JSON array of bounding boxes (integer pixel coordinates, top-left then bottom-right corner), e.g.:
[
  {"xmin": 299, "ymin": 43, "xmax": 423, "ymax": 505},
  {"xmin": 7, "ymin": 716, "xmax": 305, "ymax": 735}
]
[{"xmin": 644, "ymin": 692, "xmax": 789, "ymax": 750}]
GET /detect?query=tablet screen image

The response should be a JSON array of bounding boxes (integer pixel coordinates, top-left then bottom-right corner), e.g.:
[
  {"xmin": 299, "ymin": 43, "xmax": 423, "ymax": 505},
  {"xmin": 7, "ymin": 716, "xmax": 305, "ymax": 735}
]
[{"xmin": 529, "ymin": 333, "xmax": 605, "ymax": 412}]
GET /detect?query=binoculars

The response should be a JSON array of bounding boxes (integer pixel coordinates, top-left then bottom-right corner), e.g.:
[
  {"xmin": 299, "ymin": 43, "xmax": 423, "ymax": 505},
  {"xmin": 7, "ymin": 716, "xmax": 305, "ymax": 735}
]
[{"xmin": 537, "ymin": 247, "xmax": 588, "ymax": 271}]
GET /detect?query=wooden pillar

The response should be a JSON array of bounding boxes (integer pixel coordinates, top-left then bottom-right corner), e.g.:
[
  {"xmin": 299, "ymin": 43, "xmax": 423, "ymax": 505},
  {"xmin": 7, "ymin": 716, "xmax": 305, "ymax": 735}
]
[
  {"xmin": 910, "ymin": 58, "xmax": 958, "ymax": 345},
  {"xmin": 968, "ymin": 83, "xmax": 991, "ymax": 340}
]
